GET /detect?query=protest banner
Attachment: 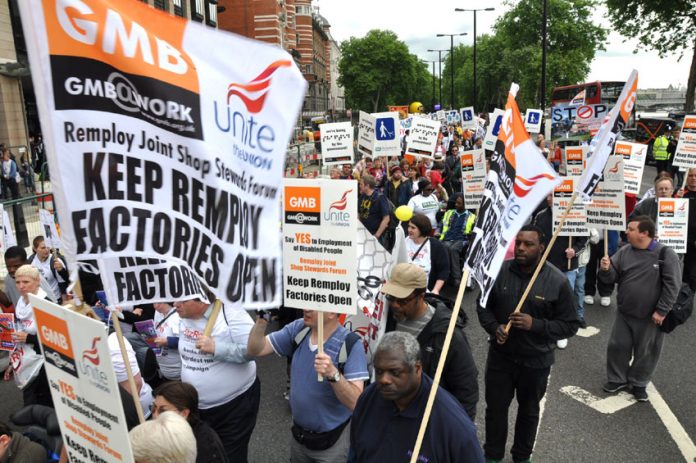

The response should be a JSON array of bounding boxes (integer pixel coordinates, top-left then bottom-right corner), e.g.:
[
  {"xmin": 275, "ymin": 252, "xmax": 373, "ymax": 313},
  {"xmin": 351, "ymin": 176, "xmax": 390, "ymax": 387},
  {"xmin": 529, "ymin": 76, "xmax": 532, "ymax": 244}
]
[
  {"xmin": 387, "ymin": 105, "xmax": 409, "ymax": 119},
  {"xmin": 0, "ymin": 204, "xmax": 16, "ymax": 251},
  {"xmin": 483, "ymin": 108, "xmax": 504, "ymax": 151},
  {"xmin": 320, "ymin": 121, "xmax": 353, "ymax": 165},
  {"xmin": 405, "ymin": 117, "xmax": 440, "ymax": 159},
  {"xmin": 282, "ymin": 179, "xmax": 358, "ymax": 314},
  {"xmin": 460, "ymin": 149, "xmax": 486, "ymax": 210},
  {"xmin": 31, "ymin": 295, "xmax": 134, "ymax": 463},
  {"xmin": 357, "ymin": 111, "xmax": 376, "ymax": 158},
  {"xmin": 372, "ymin": 112, "xmax": 401, "ymax": 157},
  {"xmin": 524, "ymin": 109, "xmax": 543, "ymax": 134},
  {"xmin": 550, "ymin": 103, "xmax": 610, "ymax": 141},
  {"xmin": 446, "ymin": 110, "xmax": 460, "ymax": 125},
  {"xmin": 657, "ymin": 198, "xmax": 689, "ymax": 253},
  {"xmin": 614, "ymin": 141, "xmax": 647, "ymax": 195},
  {"xmin": 20, "ymin": 0, "xmax": 307, "ymax": 310},
  {"xmin": 563, "ymin": 145, "xmax": 587, "ymax": 178},
  {"xmin": 39, "ymin": 209, "xmax": 62, "ymax": 249},
  {"xmin": 576, "ymin": 71, "xmax": 638, "ymax": 202},
  {"xmin": 553, "ymin": 178, "xmax": 588, "ymax": 236},
  {"xmin": 586, "ymin": 155, "xmax": 626, "ymax": 230},
  {"xmin": 0, "ymin": 313, "xmax": 15, "ymax": 351},
  {"xmin": 460, "ymin": 107, "xmax": 476, "ymax": 130},
  {"xmin": 436, "ymin": 110, "xmax": 446, "ymax": 122},
  {"xmin": 672, "ymin": 115, "xmax": 696, "ymax": 169}
]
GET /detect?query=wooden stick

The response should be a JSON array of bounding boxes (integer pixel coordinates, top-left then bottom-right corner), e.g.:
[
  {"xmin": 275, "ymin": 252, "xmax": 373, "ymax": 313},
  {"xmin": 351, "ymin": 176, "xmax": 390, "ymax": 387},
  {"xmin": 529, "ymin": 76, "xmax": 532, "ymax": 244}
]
[
  {"xmin": 410, "ymin": 268, "xmax": 470, "ymax": 463},
  {"xmin": 567, "ymin": 236, "xmax": 572, "ymax": 270},
  {"xmin": 504, "ymin": 191, "xmax": 578, "ymax": 335},
  {"xmin": 203, "ymin": 299, "xmax": 222, "ymax": 337},
  {"xmin": 112, "ymin": 313, "xmax": 145, "ymax": 424},
  {"xmin": 603, "ymin": 229, "xmax": 609, "ymax": 257},
  {"xmin": 317, "ymin": 311, "xmax": 324, "ymax": 382}
]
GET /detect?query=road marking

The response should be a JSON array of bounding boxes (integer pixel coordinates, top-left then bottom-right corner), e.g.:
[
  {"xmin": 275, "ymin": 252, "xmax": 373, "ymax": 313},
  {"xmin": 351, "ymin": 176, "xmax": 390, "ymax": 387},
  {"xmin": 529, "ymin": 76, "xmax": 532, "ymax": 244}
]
[
  {"xmin": 647, "ymin": 383, "xmax": 696, "ymax": 462},
  {"xmin": 576, "ymin": 326, "xmax": 600, "ymax": 337},
  {"xmin": 560, "ymin": 385, "xmax": 636, "ymax": 414}
]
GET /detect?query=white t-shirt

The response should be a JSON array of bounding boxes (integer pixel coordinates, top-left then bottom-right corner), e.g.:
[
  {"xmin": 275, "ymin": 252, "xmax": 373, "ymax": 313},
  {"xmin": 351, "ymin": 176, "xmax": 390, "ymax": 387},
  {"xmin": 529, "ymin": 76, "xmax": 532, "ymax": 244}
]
[
  {"xmin": 108, "ymin": 333, "xmax": 153, "ymax": 418},
  {"xmin": 154, "ymin": 307, "xmax": 181, "ymax": 380},
  {"xmin": 179, "ymin": 306, "xmax": 256, "ymax": 409},
  {"xmin": 31, "ymin": 256, "xmax": 64, "ymax": 300},
  {"xmin": 408, "ymin": 194, "xmax": 440, "ymax": 227},
  {"xmin": 406, "ymin": 237, "xmax": 432, "ymax": 280}
]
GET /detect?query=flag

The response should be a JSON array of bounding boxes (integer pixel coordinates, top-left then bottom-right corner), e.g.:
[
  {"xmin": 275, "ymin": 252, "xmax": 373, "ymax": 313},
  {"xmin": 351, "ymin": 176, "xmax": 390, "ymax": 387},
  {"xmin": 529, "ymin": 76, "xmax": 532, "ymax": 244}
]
[
  {"xmin": 576, "ymin": 71, "xmax": 638, "ymax": 202},
  {"xmin": 464, "ymin": 83, "xmax": 561, "ymax": 306}
]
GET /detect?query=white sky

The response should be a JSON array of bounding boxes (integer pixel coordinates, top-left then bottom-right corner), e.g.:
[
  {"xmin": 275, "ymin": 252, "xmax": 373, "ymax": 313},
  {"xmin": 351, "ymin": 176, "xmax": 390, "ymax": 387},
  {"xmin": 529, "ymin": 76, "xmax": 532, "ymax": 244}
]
[{"xmin": 318, "ymin": 0, "xmax": 690, "ymax": 90}]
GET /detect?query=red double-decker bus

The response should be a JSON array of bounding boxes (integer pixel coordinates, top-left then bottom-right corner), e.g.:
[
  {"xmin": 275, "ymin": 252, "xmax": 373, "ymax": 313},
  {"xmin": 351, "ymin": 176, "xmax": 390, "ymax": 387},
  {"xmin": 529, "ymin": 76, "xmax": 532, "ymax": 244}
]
[{"xmin": 551, "ymin": 81, "xmax": 626, "ymax": 106}]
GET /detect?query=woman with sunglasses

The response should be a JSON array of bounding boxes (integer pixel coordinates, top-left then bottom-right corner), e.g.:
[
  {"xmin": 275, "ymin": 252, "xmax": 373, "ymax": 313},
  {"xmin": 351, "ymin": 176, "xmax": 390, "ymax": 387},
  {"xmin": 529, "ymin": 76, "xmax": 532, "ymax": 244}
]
[
  {"xmin": 407, "ymin": 179, "xmax": 441, "ymax": 229},
  {"xmin": 405, "ymin": 214, "xmax": 450, "ymax": 295}
]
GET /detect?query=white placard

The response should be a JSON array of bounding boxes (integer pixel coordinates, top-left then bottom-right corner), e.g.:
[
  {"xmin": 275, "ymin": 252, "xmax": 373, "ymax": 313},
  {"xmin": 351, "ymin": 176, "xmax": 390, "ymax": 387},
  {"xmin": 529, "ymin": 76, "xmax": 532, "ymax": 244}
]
[
  {"xmin": 320, "ymin": 121, "xmax": 353, "ymax": 165},
  {"xmin": 404, "ymin": 117, "xmax": 440, "ymax": 159},
  {"xmin": 672, "ymin": 115, "xmax": 696, "ymax": 169},
  {"xmin": 436, "ymin": 110, "xmax": 446, "ymax": 122},
  {"xmin": 31, "ymin": 296, "xmax": 134, "ymax": 463},
  {"xmin": 553, "ymin": 177, "xmax": 588, "ymax": 236},
  {"xmin": 657, "ymin": 198, "xmax": 689, "ymax": 253},
  {"xmin": 614, "ymin": 141, "xmax": 647, "ymax": 195},
  {"xmin": 563, "ymin": 145, "xmax": 587, "ymax": 178},
  {"xmin": 357, "ymin": 111, "xmax": 375, "ymax": 158},
  {"xmin": 446, "ymin": 110, "xmax": 460, "ymax": 125},
  {"xmin": 483, "ymin": 108, "xmax": 504, "ymax": 151},
  {"xmin": 372, "ymin": 112, "xmax": 401, "ymax": 157},
  {"xmin": 460, "ymin": 107, "xmax": 476, "ymax": 130},
  {"xmin": 460, "ymin": 149, "xmax": 486, "ymax": 210},
  {"xmin": 39, "ymin": 209, "xmax": 62, "ymax": 250},
  {"xmin": 586, "ymin": 154, "xmax": 626, "ymax": 230},
  {"xmin": 0, "ymin": 204, "xmax": 16, "ymax": 250},
  {"xmin": 524, "ymin": 109, "xmax": 543, "ymax": 133},
  {"xmin": 282, "ymin": 179, "xmax": 358, "ymax": 314}
]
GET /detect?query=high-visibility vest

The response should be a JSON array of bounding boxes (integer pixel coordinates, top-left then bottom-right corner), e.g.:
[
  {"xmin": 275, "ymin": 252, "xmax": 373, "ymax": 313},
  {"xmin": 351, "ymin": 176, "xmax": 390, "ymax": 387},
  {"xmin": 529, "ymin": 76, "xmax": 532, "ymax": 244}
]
[
  {"xmin": 653, "ymin": 136, "xmax": 670, "ymax": 161},
  {"xmin": 440, "ymin": 209, "xmax": 476, "ymax": 239}
]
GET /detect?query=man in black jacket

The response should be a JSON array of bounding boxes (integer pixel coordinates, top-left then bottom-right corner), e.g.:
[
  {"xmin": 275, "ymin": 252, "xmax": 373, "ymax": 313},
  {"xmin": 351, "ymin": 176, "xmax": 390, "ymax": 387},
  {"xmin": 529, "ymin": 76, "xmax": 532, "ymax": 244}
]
[
  {"xmin": 381, "ymin": 263, "xmax": 478, "ymax": 420},
  {"xmin": 477, "ymin": 224, "xmax": 579, "ymax": 463}
]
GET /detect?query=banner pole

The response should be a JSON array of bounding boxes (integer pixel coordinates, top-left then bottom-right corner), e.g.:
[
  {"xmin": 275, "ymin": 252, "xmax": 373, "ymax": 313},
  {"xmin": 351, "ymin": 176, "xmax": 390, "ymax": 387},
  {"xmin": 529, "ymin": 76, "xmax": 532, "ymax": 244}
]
[
  {"xmin": 410, "ymin": 268, "xmax": 470, "ymax": 463},
  {"xmin": 567, "ymin": 236, "xmax": 572, "ymax": 270},
  {"xmin": 603, "ymin": 229, "xmax": 609, "ymax": 257},
  {"xmin": 504, "ymin": 191, "xmax": 578, "ymax": 335},
  {"xmin": 112, "ymin": 313, "xmax": 145, "ymax": 424},
  {"xmin": 203, "ymin": 299, "xmax": 222, "ymax": 337},
  {"xmin": 317, "ymin": 311, "xmax": 324, "ymax": 382}
]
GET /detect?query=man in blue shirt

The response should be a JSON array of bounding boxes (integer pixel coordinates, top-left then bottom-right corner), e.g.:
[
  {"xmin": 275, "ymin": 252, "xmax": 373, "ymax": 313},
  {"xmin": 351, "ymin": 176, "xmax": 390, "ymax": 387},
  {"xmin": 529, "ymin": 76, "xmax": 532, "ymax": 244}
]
[
  {"xmin": 247, "ymin": 310, "xmax": 369, "ymax": 462},
  {"xmin": 358, "ymin": 174, "xmax": 391, "ymax": 240},
  {"xmin": 349, "ymin": 331, "xmax": 483, "ymax": 463}
]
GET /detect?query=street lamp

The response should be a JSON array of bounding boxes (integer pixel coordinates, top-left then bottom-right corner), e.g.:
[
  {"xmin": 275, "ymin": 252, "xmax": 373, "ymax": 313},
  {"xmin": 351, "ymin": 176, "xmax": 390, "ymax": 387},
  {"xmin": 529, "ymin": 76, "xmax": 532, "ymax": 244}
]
[
  {"xmin": 420, "ymin": 58, "xmax": 437, "ymax": 112},
  {"xmin": 427, "ymin": 49, "xmax": 448, "ymax": 108},
  {"xmin": 540, "ymin": 0, "xmax": 548, "ymax": 112},
  {"xmin": 455, "ymin": 7, "xmax": 494, "ymax": 111},
  {"xmin": 436, "ymin": 32, "xmax": 467, "ymax": 109}
]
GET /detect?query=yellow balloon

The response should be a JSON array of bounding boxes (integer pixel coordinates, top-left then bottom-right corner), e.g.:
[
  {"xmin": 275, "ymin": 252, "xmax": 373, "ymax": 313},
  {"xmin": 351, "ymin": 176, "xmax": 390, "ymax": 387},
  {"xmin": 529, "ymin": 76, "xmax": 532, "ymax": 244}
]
[
  {"xmin": 394, "ymin": 205, "xmax": 414, "ymax": 222},
  {"xmin": 409, "ymin": 102, "xmax": 424, "ymax": 114}
]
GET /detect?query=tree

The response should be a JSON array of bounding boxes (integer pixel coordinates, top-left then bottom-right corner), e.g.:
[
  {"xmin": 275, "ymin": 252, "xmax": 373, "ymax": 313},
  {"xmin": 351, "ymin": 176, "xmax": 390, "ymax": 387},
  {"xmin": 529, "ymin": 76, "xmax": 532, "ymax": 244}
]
[
  {"xmin": 605, "ymin": 0, "xmax": 696, "ymax": 112},
  {"xmin": 338, "ymin": 30, "xmax": 431, "ymax": 112}
]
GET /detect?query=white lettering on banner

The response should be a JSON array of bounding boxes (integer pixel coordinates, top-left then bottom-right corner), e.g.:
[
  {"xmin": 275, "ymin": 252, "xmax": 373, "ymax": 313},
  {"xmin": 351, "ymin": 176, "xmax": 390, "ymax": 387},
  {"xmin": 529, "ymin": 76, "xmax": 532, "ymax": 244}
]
[
  {"xmin": 657, "ymin": 198, "xmax": 689, "ymax": 254},
  {"xmin": 586, "ymin": 155, "xmax": 626, "ymax": 230}
]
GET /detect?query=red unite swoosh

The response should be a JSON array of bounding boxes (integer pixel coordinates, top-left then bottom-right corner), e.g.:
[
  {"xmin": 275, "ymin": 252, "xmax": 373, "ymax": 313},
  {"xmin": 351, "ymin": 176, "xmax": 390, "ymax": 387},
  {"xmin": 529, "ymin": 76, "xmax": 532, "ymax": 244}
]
[
  {"xmin": 329, "ymin": 189, "xmax": 353, "ymax": 211},
  {"xmin": 513, "ymin": 173, "xmax": 556, "ymax": 197},
  {"xmin": 81, "ymin": 337, "xmax": 101, "ymax": 365},
  {"xmin": 227, "ymin": 60, "xmax": 292, "ymax": 113}
]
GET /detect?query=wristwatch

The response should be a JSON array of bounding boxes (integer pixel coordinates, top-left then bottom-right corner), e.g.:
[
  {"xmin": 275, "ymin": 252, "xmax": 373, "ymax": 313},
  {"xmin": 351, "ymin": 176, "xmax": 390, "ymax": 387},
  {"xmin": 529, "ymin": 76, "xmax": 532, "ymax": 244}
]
[{"xmin": 327, "ymin": 371, "xmax": 341, "ymax": 382}]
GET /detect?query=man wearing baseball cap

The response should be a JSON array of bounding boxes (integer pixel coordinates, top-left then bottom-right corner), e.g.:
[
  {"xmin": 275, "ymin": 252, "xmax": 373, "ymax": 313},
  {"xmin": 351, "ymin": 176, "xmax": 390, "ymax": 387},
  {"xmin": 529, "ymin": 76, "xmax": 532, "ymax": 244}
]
[
  {"xmin": 382, "ymin": 263, "xmax": 478, "ymax": 419},
  {"xmin": 384, "ymin": 165, "xmax": 413, "ymax": 207}
]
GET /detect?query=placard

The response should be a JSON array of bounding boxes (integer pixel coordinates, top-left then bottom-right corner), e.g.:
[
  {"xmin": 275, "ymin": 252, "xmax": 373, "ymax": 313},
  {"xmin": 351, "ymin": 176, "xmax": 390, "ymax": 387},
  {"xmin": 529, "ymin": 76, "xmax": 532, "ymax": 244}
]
[
  {"xmin": 372, "ymin": 112, "xmax": 401, "ymax": 157},
  {"xmin": 436, "ymin": 110, "xmax": 446, "ymax": 122},
  {"xmin": 483, "ymin": 108, "xmax": 504, "ymax": 151},
  {"xmin": 524, "ymin": 109, "xmax": 543, "ymax": 134},
  {"xmin": 357, "ymin": 111, "xmax": 375, "ymax": 158},
  {"xmin": 0, "ymin": 313, "xmax": 15, "ymax": 351},
  {"xmin": 657, "ymin": 198, "xmax": 688, "ymax": 253},
  {"xmin": 586, "ymin": 155, "xmax": 626, "ymax": 230},
  {"xmin": 39, "ymin": 209, "xmax": 62, "ymax": 249},
  {"xmin": 563, "ymin": 146, "xmax": 587, "ymax": 178},
  {"xmin": 672, "ymin": 115, "xmax": 696, "ymax": 169},
  {"xmin": 446, "ymin": 110, "xmax": 460, "ymax": 125},
  {"xmin": 460, "ymin": 107, "xmax": 476, "ymax": 130},
  {"xmin": 460, "ymin": 149, "xmax": 486, "ymax": 210},
  {"xmin": 282, "ymin": 179, "xmax": 358, "ymax": 314},
  {"xmin": 614, "ymin": 141, "xmax": 647, "ymax": 195},
  {"xmin": 31, "ymin": 296, "xmax": 134, "ymax": 463},
  {"xmin": 320, "ymin": 121, "xmax": 353, "ymax": 165},
  {"xmin": 404, "ymin": 117, "xmax": 440, "ymax": 159},
  {"xmin": 553, "ymin": 178, "xmax": 588, "ymax": 236},
  {"xmin": 0, "ymin": 204, "xmax": 16, "ymax": 251}
]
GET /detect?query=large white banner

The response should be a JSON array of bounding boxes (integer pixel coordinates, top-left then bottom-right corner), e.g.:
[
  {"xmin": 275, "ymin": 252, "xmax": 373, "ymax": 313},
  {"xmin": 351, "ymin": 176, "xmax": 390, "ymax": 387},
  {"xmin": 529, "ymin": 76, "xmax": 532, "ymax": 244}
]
[
  {"xmin": 282, "ymin": 179, "xmax": 358, "ymax": 314},
  {"xmin": 320, "ymin": 121, "xmax": 353, "ymax": 165},
  {"xmin": 357, "ymin": 111, "xmax": 375, "ymax": 158},
  {"xmin": 586, "ymin": 154, "xmax": 626, "ymax": 230},
  {"xmin": 614, "ymin": 141, "xmax": 647, "ymax": 195},
  {"xmin": 465, "ymin": 85, "xmax": 560, "ymax": 305},
  {"xmin": 31, "ymin": 296, "xmax": 133, "ymax": 463},
  {"xmin": 483, "ymin": 108, "xmax": 504, "ymax": 151},
  {"xmin": 672, "ymin": 115, "xmax": 696, "ymax": 169},
  {"xmin": 372, "ymin": 112, "xmax": 401, "ymax": 157},
  {"xmin": 657, "ymin": 198, "xmax": 689, "ymax": 253},
  {"xmin": 404, "ymin": 117, "xmax": 439, "ymax": 159},
  {"xmin": 20, "ymin": 0, "xmax": 306, "ymax": 309},
  {"xmin": 553, "ymin": 178, "xmax": 588, "ymax": 236},
  {"xmin": 460, "ymin": 149, "xmax": 486, "ymax": 210}
]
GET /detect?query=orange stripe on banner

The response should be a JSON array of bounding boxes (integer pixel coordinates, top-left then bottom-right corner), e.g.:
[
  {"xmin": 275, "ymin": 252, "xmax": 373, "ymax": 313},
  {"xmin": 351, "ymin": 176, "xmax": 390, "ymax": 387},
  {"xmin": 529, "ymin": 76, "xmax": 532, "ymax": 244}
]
[
  {"xmin": 43, "ymin": 0, "xmax": 199, "ymax": 93},
  {"xmin": 499, "ymin": 91, "xmax": 531, "ymax": 171}
]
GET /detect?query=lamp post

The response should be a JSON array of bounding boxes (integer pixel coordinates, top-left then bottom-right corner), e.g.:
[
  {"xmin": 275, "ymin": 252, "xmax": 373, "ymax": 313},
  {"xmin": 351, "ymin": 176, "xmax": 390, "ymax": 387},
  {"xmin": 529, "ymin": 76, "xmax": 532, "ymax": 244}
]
[
  {"xmin": 454, "ymin": 7, "xmax": 494, "ymax": 111},
  {"xmin": 436, "ymin": 32, "xmax": 467, "ymax": 109},
  {"xmin": 540, "ymin": 0, "xmax": 548, "ymax": 112},
  {"xmin": 427, "ymin": 49, "xmax": 448, "ymax": 108}
]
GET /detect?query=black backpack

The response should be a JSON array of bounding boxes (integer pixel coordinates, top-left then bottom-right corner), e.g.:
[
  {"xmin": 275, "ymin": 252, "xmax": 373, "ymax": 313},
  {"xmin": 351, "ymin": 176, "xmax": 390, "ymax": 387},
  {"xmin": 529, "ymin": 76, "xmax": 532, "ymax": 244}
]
[{"xmin": 658, "ymin": 246, "xmax": 694, "ymax": 333}]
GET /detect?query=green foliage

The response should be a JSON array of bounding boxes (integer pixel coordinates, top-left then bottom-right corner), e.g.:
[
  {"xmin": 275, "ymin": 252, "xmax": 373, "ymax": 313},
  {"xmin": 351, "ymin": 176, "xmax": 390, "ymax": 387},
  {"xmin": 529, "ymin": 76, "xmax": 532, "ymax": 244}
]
[{"xmin": 338, "ymin": 30, "xmax": 432, "ymax": 112}]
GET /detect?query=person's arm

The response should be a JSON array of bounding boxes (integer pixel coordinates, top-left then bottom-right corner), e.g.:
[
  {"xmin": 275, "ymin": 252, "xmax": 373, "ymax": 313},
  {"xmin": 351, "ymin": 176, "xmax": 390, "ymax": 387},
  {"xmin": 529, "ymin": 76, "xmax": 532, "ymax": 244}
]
[
  {"xmin": 314, "ymin": 343, "xmax": 367, "ymax": 411},
  {"xmin": 476, "ymin": 289, "xmax": 499, "ymax": 337},
  {"xmin": 118, "ymin": 372, "xmax": 143, "ymax": 398},
  {"xmin": 598, "ymin": 252, "xmax": 619, "ymax": 286},
  {"xmin": 375, "ymin": 214, "xmax": 390, "ymax": 239},
  {"xmin": 514, "ymin": 275, "xmax": 580, "ymax": 341},
  {"xmin": 442, "ymin": 331, "xmax": 479, "ymax": 420},
  {"xmin": 429, "ymin": 239, "xmax": 450, "ymax": 293},
  {"xmin": 0, "ymin": 290, "xmax": 11, "ymax": 309},
  {"xmin": 246, "ymin": 318, "xmax": 276, "ymax": 357}
]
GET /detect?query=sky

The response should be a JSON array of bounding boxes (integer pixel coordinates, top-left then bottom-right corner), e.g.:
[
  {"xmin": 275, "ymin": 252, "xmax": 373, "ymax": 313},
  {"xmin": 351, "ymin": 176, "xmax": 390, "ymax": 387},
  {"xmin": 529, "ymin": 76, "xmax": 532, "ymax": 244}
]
[{"xmin": 318, "ymin": 0, "xmax": 691, "ymax": 90}]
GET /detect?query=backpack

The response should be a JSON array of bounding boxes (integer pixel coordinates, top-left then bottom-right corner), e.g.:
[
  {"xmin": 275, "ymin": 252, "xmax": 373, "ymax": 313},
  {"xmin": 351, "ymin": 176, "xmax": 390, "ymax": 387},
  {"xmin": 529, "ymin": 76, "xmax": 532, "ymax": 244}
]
[
  {"xmin": 291, "ymin": 326, "xmax": 361, "ymax": 374},
  {"xmin": 657, "ymin": 246, "xmax": 694, "ymax": 333}
]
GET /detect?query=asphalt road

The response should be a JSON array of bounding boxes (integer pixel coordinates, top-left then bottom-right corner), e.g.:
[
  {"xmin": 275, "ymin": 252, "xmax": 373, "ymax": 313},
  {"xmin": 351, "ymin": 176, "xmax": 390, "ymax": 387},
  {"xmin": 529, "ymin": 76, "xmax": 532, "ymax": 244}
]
[{"xmin": 5, "ymin": 165, "xmax": 696, "ymax": 462}]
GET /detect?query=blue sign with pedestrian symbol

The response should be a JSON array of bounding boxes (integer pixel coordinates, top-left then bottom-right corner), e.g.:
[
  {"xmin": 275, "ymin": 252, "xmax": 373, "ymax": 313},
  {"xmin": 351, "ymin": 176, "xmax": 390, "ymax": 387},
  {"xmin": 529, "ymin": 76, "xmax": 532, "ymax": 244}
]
[
  {"xmin": 375, "ymin": 117, "xmax": 395, "ymax": 140},
  {"xmin": 527, "ymin": 112, "xmax": 540, "ymax": 125},
  {"xmin": 461, "ymin": 109, "xmax": 473, "ymax": 121}
]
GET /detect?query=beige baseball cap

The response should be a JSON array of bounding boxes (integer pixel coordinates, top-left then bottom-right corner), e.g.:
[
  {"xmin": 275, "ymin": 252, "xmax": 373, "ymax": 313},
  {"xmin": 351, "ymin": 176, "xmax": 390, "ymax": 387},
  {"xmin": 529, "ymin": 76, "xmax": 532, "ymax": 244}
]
[{"xmin": 381, "ymin": 263, "xmax": 427, "ymax": 298}]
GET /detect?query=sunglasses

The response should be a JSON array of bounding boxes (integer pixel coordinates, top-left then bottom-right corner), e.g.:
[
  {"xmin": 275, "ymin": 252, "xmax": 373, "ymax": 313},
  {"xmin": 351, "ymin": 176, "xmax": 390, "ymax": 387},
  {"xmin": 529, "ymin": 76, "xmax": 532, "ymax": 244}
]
[{"xmin": 385, "ymin": 293, "xmax": 418, "ymax": 305}]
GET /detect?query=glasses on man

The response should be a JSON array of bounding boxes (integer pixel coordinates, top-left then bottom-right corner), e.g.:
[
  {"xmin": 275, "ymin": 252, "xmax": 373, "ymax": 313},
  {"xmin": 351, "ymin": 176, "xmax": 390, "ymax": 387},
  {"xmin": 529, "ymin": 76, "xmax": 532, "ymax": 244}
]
[{"xmin": 385, "ymin": 293, "xmax": 417, "ymax": 305}]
